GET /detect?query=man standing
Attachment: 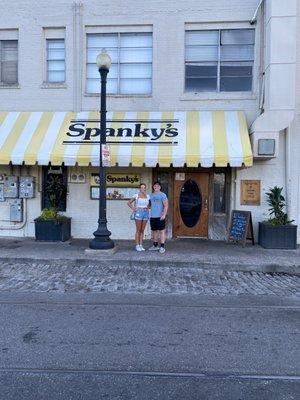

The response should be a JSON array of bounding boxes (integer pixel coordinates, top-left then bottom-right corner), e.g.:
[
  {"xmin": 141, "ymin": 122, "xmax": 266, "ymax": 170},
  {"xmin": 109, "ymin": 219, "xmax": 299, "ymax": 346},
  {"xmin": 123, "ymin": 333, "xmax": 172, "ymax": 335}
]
[{"xmin": 149, "ymin": 181, "xmax": 168, "ymax": 254}]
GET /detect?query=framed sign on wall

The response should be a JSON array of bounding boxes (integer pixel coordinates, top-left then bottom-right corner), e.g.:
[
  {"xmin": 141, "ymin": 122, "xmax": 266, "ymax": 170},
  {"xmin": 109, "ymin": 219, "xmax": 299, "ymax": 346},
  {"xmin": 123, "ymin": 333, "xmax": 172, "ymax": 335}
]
[
  {"xmin": 90, "ymin": 173, "xmax": 141, "ymax": 200},
  {"xmin": 90, "ymin": 173, "xmax": 141, "ymax": 188},
  {"xmin": 240, "ymin": 180, "xmax": 261, "ymax": 206}
]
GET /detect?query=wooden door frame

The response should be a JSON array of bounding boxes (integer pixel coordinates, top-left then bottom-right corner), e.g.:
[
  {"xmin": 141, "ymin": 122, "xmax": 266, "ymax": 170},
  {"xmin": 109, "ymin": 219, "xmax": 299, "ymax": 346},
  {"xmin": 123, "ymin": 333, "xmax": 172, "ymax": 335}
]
[
  {"xmin": 172, "ymin": 171, "xmax": 210, "ymax": 238},
  {"xmin": 152, "ymin": 167, "xmax": 231, "ymax": 239}
]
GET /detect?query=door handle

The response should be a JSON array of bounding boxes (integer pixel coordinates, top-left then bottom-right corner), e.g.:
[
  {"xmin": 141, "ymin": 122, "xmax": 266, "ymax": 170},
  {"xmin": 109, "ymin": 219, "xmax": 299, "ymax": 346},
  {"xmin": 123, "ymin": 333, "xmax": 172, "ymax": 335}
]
[{"xmin": 204, "ymin": 197, "xmax": 208, "ymax": 210}]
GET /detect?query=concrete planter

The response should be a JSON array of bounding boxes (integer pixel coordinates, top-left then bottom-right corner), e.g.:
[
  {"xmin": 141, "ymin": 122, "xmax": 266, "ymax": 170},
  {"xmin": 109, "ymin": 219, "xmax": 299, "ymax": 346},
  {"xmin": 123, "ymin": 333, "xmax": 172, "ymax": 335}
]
[
  {"xmin": 258, "ymin": 222, "xmax": 297, "ymax": 249},
  {"xmin": 34, "ymin": 218, "xmax": 71, "ymax": 242}
]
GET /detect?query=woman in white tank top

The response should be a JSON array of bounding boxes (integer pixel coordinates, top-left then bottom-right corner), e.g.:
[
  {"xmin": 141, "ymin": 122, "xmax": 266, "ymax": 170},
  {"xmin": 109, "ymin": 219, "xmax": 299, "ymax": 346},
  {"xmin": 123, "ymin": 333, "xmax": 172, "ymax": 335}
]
[{"xmin": 127, "ymin": 183, "xmax": 150, "ymax": 251}]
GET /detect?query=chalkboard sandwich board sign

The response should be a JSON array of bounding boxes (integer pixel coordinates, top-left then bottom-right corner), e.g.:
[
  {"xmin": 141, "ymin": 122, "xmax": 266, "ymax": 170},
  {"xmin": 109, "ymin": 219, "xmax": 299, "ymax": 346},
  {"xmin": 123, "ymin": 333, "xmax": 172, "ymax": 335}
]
[{"xmin": 227, "ymin": 210, "xmax": 254, "ymax": 247}]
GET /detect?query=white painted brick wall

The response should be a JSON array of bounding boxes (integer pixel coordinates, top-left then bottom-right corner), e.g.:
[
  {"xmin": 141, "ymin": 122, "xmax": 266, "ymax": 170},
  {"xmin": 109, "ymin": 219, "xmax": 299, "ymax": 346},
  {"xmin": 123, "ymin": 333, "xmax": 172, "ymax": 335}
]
[
  {"xmin": 0, "ymin": 0, "xmax": 259, "ymax": 124},
  {"xmin": 0, "ymin": 166, "xmax": 152, "ymax": 240},
  {"xmin": 68, "ymin": 167, "xmax": 152, "ymax": 239},
  {"xmin": 0, "ymin": 0, "xmax": 299, "ymax": 241}
]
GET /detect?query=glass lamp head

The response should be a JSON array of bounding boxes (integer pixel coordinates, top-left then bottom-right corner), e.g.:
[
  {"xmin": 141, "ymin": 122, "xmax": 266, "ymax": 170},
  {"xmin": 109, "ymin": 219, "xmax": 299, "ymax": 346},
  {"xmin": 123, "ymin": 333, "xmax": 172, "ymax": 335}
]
[{"xmin": 96, "ymin": 49, "xmax": 111, "ymax": 71}]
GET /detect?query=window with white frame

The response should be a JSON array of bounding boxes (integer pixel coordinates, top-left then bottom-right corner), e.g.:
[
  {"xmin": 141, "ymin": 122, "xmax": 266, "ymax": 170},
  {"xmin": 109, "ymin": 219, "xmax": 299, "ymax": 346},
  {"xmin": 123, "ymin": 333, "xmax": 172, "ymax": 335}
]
[
  {"xmin": 86, "ymin": 32, "xmax": 152, "ymax": 94},
  {"xmin": 0, "ymin": 40, "xmax": 18, "ymax": 85},
  {"xmin": 46, "ymin": 39, "xmax": 65, "ymax": 83},
  {"xmin": 185, "ymin": 29, "xmax": 255, "ymax": 92}
]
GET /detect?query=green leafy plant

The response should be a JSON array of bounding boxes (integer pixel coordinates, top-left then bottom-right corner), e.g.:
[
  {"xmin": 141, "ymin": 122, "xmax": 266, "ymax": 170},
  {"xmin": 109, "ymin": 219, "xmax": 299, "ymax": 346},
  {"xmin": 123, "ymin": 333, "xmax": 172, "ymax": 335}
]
[
  {"xmin": 40, "ymin": 207, "xmax": 58, "ymax": 220},
  {"xmin": 265, "ymin": 186, "xmax": 293, "ymax": 225},
  {"xmin": 38, "ymin": 207, "xmax": 68, "ymax": 221}
]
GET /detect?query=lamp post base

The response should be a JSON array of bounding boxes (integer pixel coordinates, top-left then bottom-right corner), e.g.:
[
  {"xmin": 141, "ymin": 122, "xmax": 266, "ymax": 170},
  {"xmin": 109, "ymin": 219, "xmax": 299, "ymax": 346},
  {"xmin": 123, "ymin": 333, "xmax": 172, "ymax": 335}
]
[
  {"xmin": 85, "ymin": 245, "xmax": 117, "ymax": 255},
  {"xmin": 89, "ymin": 226, "xmax": 115, "ymax": 250}
]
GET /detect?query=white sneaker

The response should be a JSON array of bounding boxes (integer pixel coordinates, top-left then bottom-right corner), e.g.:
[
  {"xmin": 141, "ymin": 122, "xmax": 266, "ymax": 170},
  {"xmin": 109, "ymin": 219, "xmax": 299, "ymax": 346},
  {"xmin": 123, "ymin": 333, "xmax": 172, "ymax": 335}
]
[
  {"xmin": 135, "ymin": 244, "xmax": 142, "ymax": 252},
  {"xmin": 159, "ymin": 247, "xmax": 166, "ymax": 254},
  {"xmin": 148, "ymin": 245, "xmax": 159, "ymax": 251},
  {"xmin": 139, "ymin": 245, "xmax": 146, "ymax": 251}
]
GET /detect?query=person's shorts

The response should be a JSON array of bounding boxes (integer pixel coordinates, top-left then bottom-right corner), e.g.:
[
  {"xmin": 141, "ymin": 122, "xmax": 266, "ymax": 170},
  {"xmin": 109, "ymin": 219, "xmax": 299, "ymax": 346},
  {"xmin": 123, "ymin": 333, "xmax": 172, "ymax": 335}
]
[
  {"xmin": 135, "ymin": 208, "xmax": 149, "ymax": 221},
  {"xmin": 150, "ymin": 217, "xmax": 165, "ymax": 231}
]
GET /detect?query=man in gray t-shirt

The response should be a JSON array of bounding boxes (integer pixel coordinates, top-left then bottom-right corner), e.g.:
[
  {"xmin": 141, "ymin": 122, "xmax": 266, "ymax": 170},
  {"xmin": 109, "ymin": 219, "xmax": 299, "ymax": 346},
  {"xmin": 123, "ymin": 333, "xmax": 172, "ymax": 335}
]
[{"xmin": 149, "ymin": 181, "xmax": 168, "ymax": 254}]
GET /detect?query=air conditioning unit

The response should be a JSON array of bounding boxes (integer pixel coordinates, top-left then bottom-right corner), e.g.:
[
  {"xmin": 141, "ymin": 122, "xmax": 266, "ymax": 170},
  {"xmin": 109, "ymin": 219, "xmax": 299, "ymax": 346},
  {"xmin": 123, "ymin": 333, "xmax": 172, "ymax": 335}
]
[{"xmin": 250, "ymin": 131, "xmax": 279, "ymax": 160}]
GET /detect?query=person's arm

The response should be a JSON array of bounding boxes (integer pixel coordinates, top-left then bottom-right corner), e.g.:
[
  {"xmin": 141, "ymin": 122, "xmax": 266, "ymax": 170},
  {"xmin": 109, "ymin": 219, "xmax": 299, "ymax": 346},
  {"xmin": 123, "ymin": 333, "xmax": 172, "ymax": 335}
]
[
  {"xmin": 160, "ymin": 198, "xmax": 168, "ymax": 220},
  {"xmin": 127, "ymin": 197, "xmax": 136, "ymax": 211}
]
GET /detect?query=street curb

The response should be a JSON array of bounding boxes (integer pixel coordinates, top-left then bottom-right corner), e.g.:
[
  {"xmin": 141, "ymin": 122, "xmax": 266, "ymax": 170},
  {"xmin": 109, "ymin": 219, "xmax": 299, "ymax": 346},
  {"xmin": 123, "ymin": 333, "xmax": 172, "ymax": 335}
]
[{"xmin": 0, "ymin": 257, "xmax": 299, "ymax": 276}]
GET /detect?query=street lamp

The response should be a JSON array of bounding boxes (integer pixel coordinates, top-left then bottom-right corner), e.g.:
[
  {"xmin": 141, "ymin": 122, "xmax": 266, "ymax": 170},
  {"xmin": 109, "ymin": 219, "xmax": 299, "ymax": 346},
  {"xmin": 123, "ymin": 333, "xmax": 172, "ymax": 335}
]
[{"xmin": 89, "ymin": 49, "xmax": 115, "ymax": 250}]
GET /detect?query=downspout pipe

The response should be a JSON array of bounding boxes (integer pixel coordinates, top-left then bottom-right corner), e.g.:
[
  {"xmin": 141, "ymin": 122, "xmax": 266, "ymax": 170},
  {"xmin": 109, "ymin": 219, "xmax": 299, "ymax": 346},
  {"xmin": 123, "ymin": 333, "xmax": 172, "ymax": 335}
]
[
  {"xmin": 285, "ymin": 127, "xmax": 291, "ymax": 219},
  {"xmin": 250, "ymin": 0, "xmax": 264, "ymax": 25}
]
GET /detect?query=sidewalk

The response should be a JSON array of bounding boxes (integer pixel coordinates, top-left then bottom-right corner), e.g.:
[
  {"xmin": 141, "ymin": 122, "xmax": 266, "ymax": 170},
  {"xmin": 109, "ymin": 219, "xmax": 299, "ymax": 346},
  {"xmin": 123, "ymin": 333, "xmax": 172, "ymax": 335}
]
[{"xmin": 0, "ymin": 237, "xmax": 299, "ymax": 275}]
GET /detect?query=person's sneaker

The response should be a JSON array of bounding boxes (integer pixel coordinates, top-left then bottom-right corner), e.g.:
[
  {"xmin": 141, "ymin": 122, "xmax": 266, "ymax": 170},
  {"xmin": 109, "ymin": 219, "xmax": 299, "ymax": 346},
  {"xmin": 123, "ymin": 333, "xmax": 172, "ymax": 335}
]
[
  {"xmin": 135, "ymin": 244, "xmax": 142, "ymax": 252},
  {"xmin": 148, "ymin": 245, "xmax": 159, "ymax": 251},
  {"xmin": 159, "ymin": 246, "xmax": 166, "ymax": 254},
  {"xmin": 139, "ymin": 245, "xmax": 146, "ymax": 251}
]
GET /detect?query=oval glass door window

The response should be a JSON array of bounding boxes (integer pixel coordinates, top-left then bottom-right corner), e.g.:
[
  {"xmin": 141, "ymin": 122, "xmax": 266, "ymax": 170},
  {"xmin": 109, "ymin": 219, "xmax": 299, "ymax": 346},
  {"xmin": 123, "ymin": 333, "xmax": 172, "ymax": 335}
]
[{"xmin": 179, "ymin": 179, "xmax": 202, "ymax": 228}]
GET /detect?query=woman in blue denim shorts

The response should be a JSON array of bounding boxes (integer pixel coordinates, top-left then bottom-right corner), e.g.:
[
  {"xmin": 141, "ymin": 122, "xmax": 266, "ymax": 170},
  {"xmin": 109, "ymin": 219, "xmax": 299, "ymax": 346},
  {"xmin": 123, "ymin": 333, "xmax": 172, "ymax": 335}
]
[{"xmin": 127, "ymin": 183, "xmax": 150, "ymax": 251}]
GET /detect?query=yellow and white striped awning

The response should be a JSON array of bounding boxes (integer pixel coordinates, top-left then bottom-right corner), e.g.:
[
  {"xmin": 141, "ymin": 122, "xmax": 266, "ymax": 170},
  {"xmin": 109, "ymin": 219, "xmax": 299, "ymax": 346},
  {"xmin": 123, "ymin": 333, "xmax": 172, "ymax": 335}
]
[{"xmin": 0, "ymin": 111, "xmax": 252, "ymax": 167}]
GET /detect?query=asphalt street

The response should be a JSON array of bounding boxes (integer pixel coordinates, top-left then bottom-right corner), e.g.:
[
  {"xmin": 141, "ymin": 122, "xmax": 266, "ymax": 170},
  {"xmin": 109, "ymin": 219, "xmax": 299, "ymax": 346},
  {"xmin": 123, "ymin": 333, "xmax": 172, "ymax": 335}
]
[{"xmin": 0, "ymin": 292, "xmax": 299, "ymax": 399}]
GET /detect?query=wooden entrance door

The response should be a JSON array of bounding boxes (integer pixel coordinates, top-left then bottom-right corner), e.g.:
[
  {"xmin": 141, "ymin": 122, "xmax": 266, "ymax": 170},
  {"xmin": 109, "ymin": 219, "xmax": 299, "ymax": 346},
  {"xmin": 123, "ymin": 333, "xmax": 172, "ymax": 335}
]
[{"xmin": 173, "ymin": 173, "xmax": 209, "ymax": 237}]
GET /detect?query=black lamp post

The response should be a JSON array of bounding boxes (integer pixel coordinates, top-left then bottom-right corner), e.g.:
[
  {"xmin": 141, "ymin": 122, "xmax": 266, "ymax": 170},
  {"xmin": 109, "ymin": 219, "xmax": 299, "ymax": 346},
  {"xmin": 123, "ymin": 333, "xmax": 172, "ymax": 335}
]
[{"xmin": 89, "ymin": 49, "xmax": 115, "ymax": 250}]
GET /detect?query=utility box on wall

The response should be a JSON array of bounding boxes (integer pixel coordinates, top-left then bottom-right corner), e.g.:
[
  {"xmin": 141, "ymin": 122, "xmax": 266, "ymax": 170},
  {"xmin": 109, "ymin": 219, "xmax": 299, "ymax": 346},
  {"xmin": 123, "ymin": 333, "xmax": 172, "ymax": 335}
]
[
  {"xmin": 19, "ymin": 176, "xmax": 36, "ymax": 198},
  {"xmin": 10, "ymin": 199, "xmax": 23, "ymax": 222},
  {"xmin": 3, "ymin": 176, "xmax": 19, "ymax": 198}
]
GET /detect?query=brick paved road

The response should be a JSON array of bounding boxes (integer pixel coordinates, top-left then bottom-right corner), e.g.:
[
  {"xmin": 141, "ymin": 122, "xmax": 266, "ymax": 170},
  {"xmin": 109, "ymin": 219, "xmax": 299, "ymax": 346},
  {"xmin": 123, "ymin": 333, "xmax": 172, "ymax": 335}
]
[{"xmin": 0, "ymin": 261, "xmax": 299, "ymax": 296}]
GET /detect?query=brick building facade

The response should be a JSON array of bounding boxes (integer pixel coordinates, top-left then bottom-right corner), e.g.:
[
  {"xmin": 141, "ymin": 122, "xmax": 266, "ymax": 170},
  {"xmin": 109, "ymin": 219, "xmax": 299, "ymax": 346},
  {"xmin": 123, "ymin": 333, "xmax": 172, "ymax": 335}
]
[{"xmin": 0, "ymin": 0, "xmax": 299, "ymax": 243}]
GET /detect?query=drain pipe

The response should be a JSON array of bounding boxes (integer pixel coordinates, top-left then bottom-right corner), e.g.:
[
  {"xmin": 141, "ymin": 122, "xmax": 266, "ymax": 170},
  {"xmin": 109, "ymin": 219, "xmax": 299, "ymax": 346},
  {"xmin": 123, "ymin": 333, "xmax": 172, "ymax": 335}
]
[
  {"xmin": 250, "ymin": 0, "xmax": 264, "ymax": 25},
  {"xmin": 285, "ymin": 127, "xmax": 292, "ymax": 218}
]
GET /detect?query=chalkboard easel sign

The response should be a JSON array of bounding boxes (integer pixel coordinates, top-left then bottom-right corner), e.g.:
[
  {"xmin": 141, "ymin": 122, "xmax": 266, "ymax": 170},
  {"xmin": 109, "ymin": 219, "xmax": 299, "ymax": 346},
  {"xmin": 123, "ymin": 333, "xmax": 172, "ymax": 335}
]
[{"xmin": 227, "ymin": 210, "xmax": 254, "ymax": 247}]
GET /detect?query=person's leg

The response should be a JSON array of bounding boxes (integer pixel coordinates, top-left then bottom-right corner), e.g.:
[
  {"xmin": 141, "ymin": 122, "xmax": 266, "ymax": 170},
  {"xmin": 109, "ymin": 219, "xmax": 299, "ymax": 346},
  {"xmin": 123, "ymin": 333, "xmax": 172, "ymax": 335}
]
[
  {"xmin": 140, "ymin": 220, "xmax": 148, "ymax": 243},
  {"xmin": 149, "ymin": 218, "xmax": 160, "ymax": 250},
  {"xmin": 148, "ymin": 230, "xmax": 160, "ymax": 250},
  {"xmin": 158, "ymin": 229, "xmax": 166, "ymax": 253},
  {"xmin": 159, "ymin": 229, "xmax": 166, "ymax": 245},
  {"xmin": 158, "ymin": 218, "xmax": 166, "ymax": 253},
  {"xmin": 153, "ymin": 230, "xmax": 159, "ymax": 245},
  {"xmin": 139, "ymin": 220, "xmax": 148, "ymax": 248},
  {"xmin": 135, "ymin": 220, "xmax": 142, "ymax": 245}
]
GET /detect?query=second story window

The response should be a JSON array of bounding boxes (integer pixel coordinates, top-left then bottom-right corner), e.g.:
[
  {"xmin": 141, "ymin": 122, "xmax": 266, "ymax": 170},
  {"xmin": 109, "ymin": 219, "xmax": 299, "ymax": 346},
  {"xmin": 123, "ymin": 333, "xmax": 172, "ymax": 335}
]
[
  {"xmin": 46, "ymin": 39, "xmax": 65, "ymax": 83},
  {"xmin": 185, "ymin": 29, "xmax": 255, "ymax": 93},
  {"xmin": 86, "ymin": 32, "xmax": 152, "ymax": 95},
  {"xmin": 0, "ymin": 40, "xmax": 18, "ymax": 85}
]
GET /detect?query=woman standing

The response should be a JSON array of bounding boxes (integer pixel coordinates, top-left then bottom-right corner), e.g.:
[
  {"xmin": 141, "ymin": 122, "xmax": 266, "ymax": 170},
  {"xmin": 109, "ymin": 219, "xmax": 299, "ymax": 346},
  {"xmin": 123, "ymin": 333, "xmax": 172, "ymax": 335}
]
[{"xmin": 127, "ymin": 183, "xmax": 150, "ymax": 251}]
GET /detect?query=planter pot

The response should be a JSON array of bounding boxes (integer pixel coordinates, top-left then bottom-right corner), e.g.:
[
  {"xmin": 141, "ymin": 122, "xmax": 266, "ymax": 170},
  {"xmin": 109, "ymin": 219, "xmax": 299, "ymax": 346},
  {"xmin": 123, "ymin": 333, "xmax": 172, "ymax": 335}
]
[
  {"xmin": 258, "ymin": 222, "xmax": 297, "ymax": 249},
  {"xmin": 34, "ymin": 218, "xmax": 71, "ymax": 242}
]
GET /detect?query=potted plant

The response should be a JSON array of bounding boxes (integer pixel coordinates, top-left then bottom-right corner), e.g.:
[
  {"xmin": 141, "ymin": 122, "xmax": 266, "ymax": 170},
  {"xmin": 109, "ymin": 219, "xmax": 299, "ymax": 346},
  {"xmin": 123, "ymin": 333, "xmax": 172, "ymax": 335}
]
[
  {"xmin": 34, "ymin": 174, "xmax": 71, "ymax": 241},
  {"xmin": 258, "ymin": 186, "xmax": 297, "ymax": 249}
]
